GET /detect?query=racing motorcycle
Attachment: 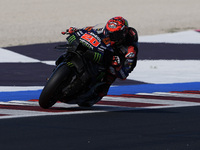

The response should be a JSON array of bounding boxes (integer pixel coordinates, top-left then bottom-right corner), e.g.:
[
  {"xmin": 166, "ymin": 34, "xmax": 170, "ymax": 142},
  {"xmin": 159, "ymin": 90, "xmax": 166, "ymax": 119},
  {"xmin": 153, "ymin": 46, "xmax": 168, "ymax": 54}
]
[{"xmin": 39, "ymin": 25, "xmax": 112, "ymax": 109}]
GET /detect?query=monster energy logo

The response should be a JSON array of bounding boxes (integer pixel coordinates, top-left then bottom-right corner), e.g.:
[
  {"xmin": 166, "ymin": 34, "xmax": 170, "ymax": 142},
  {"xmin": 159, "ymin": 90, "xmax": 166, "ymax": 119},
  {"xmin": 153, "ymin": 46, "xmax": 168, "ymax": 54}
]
[
  {"xmin": 68, "ymin": 35, "xmax": 76, "ymax": 44},
  {"xmin": 67, "ymin": 62, "xmax": 74, "ymax": 67},
  {"xmin": 93, "ymin": 52, "xmax": 101, "ymax": 63}
]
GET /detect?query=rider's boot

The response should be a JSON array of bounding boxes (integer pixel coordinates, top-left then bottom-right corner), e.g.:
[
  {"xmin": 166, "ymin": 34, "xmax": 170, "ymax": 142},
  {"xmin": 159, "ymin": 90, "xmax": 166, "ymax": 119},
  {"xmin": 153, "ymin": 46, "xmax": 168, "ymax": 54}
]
[{"xmin": 95, "ymin": 72, "xmax": 116, "ymax": 97}]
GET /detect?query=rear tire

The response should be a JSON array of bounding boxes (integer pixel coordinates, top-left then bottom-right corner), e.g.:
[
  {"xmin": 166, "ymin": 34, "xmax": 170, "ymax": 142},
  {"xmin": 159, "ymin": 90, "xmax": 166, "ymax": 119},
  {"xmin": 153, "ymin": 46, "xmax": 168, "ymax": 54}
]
[{"xmin": 39, "ymin": 63, "xmax": 73, "ymax": 109}]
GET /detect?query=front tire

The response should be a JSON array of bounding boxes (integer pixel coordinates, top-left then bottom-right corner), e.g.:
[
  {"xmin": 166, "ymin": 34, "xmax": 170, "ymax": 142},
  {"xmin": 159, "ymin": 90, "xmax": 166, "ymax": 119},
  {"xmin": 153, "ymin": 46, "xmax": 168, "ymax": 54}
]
[{"xmin": 39, "ymin": 63, "xmax": 73, "ymax": 109}]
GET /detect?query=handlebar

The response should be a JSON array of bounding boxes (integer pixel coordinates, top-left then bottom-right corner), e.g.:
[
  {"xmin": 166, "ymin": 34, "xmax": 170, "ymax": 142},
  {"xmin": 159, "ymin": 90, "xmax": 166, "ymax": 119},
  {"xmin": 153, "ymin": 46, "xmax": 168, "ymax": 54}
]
[
  {"xmin": 61, "ymin": 31, "xmax": 67, "ymax": 35},
  {"xmin": 61, "ymin": 28, "xmax": 80, "ymax": 35}
]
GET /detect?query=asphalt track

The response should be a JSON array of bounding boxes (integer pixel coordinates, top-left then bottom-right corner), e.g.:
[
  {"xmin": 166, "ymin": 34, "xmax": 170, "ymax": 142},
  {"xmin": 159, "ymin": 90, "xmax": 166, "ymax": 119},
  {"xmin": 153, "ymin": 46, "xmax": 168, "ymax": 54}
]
[
  {"xmin": 0, "ymin": 42, "xmax": 200, "ymax": 150},
  {"xmin": 0, "ymin": 107, "xmax": 200, "ymax": 150}
]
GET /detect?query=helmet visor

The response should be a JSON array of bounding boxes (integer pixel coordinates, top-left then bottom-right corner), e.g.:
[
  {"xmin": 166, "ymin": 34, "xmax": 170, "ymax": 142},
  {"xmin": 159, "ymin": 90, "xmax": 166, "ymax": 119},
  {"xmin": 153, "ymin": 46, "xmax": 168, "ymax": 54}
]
[{"xmin": 109, "ymin": 30, "xmax": 124, "ymax": 42}]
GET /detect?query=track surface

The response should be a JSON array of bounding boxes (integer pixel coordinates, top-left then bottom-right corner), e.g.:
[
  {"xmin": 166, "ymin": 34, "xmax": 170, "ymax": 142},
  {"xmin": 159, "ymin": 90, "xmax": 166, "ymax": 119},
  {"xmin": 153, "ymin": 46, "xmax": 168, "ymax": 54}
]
[
  {"xmin": 1, "ymin": 106, "xmax": 200, "ymax": 150},
  {"xmin": 1, "ymin": 34, "xmax": 200, "ymax": 149}
]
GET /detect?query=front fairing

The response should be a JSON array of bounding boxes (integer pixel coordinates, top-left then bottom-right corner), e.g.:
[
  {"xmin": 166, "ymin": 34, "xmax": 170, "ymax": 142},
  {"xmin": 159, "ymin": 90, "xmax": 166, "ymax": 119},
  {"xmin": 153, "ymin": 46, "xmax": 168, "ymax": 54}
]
[{"xmin": 66, "ymin": 24, "xmax": 112, "ymax": 53}]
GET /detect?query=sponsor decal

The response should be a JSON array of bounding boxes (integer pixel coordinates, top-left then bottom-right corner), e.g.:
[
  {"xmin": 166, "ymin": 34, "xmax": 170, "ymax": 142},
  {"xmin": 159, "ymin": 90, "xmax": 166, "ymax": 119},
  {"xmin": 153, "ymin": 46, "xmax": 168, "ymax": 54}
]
[
  {"xmin": 81, "ymin": 33, "xmax": 100, "ymax": 48},
  {"xmin": 68, "ymin": 35, "xmax": 76, "ymax": 44}
]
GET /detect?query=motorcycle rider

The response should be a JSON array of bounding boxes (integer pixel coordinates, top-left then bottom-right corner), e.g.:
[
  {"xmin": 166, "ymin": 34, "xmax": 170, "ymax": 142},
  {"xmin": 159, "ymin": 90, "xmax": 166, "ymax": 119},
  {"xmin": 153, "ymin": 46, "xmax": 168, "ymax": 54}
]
[
  {"xmin": 94, "ymin": 16, "xmax": 138, "ymax": 97},
  {"xmin": 60, "ymin": 16, "xmax": 138, "ymax": 106}
]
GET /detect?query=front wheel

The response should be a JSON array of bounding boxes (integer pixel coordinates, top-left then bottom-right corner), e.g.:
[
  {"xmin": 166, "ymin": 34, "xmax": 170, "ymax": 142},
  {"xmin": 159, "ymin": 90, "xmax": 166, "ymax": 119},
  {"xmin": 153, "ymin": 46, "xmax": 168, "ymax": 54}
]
[{"xmin": 39, "ymin": 63, "xmax": 73, "ymax": 109}]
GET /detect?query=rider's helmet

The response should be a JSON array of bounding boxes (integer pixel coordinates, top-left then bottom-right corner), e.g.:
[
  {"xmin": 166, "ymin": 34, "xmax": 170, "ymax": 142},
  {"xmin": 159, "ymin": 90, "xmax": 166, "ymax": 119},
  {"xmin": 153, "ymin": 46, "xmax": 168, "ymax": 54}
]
[{"xmin": 103, "ymin": 16, "xmax": 128, "ymax": 43}]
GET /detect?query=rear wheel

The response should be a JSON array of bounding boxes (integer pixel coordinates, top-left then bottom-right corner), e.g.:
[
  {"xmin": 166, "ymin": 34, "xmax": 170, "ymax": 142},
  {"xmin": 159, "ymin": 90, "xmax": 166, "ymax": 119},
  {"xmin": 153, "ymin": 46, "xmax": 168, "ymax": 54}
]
[{"xmin": 39, "ymin": 63, "xmax": 73, "ymax": 109}]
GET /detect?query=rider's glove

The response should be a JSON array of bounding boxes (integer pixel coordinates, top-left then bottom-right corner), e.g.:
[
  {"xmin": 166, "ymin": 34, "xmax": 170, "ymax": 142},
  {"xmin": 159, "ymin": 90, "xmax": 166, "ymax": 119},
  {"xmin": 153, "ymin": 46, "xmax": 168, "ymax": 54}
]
[
  {"xmin": 125, "ymin": 46, "xmax": 136, "ymax": 67},
  {"xmin": 68, "ymin": 27, "xmax": 78, "ymax": 34},
  {"xmin": 125, "ymin": 46, "xmax": 136, "ymax": 59}
]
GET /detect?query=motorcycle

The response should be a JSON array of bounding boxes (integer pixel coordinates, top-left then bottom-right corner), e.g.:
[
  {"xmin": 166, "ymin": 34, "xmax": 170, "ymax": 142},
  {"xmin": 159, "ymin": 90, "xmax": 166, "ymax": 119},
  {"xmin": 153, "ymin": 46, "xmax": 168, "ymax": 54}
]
[{"xmin": 39, "ymin": 25, "xmax": 113, "ymax": 109}]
